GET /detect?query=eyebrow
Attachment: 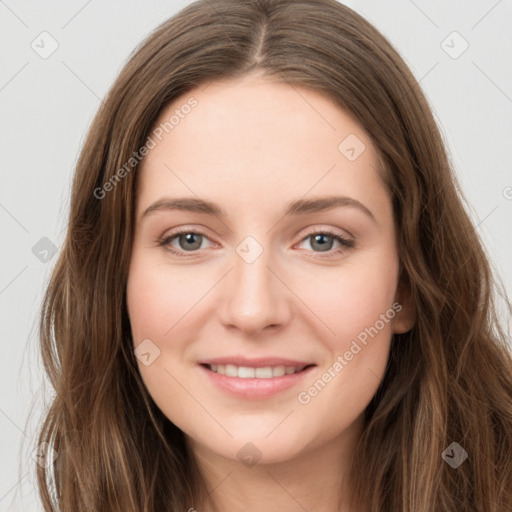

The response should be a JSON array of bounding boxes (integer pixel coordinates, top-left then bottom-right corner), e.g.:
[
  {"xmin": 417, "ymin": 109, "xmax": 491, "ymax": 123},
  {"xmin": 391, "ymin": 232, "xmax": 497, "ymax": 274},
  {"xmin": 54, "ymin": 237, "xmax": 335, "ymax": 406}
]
[{"xmin": 141, "ymin": 195, "xmax": 377, "ymax": 223}]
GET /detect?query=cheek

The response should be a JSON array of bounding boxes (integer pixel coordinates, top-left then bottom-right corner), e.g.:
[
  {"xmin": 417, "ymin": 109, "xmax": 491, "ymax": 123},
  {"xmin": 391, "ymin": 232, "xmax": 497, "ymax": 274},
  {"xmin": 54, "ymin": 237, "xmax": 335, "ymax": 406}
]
[
  {"xmin": 296, "ymin": 253, "xmax": 399, "ymax": 350},
  {"xmin": 126, "ymin": 255, "xmax": 201, "ymax": 428},
  {"xmin": 126, "ymin": 255, "xmax": 208, "ymax": 343},
  {"xmin": 294, "ymin": 273, "xmax": 397, "ymax": 435}
]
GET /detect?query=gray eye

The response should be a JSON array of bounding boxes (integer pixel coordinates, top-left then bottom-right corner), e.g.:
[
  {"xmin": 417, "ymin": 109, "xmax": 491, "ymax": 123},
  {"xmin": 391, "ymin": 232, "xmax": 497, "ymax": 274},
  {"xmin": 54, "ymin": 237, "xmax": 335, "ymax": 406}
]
[
  {"xmin": 308, "ymin": 233, "xmax": 335, "ymax": 252},
  {"xmin": 176, "ymin": 233, "xmax": 204, "ymax": 251}
]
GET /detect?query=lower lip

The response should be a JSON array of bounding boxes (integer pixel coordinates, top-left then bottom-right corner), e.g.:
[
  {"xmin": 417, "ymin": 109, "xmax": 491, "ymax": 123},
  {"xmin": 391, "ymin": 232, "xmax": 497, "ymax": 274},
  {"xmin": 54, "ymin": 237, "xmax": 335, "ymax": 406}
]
[{"xmin": 199, "ymin": 364, "xmax": 315, "ymax": 399}]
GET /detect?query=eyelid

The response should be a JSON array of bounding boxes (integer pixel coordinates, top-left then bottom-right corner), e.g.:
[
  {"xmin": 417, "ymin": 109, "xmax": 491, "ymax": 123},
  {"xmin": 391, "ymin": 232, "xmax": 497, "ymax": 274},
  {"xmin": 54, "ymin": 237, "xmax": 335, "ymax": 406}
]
[
  {"xmin": 294, "ymin": 228, "xmax": 355, "ymax": 256},
  {"xmin": 296, "ymin": 223, "xmax": 355, "ymax": 241},
  {"xmin": 157, "ymin": 226, "xmax": 215, "ymax": 252}
]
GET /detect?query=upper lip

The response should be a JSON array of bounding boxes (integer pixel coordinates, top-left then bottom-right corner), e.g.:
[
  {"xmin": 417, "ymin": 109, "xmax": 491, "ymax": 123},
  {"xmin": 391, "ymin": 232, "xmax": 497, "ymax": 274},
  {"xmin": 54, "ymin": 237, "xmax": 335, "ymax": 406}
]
[{"xmin": 198, "ymin": 356, "xmax": 315, "ymax": 368}]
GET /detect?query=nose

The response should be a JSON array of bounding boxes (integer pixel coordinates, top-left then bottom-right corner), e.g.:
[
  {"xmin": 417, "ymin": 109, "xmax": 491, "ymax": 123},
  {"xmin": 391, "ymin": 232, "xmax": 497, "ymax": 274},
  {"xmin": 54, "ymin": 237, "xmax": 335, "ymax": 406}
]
[{"xmin": 218, "ymin": 241, "xmax": 292, "ymax": 336}]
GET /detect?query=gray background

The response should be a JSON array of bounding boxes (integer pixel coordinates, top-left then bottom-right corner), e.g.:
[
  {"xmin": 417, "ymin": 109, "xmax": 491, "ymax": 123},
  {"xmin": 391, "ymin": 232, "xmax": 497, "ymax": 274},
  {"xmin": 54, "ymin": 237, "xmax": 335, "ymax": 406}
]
[{"xmin": 1, "ymin": 1, "xmax": 511, "ymax": 510}]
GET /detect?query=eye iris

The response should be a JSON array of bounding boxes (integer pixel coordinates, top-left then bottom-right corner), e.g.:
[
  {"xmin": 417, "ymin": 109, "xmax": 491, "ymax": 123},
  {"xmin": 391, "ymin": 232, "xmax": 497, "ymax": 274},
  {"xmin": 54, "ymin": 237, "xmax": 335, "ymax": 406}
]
[
  {"xmin": 311, "ymin": 234, "xmax": 333, "ymax": 252},
  {"xmin": 179, "ymin": 233, "xmax": 202, "ymax": 251}
]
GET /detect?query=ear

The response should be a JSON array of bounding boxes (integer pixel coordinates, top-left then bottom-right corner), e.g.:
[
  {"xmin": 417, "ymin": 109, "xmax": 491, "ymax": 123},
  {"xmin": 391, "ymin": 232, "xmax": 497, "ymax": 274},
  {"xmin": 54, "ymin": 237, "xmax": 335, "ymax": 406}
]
[{"xmin": 391, "ymin": 276, "xmax": 416, "ymax": 334}]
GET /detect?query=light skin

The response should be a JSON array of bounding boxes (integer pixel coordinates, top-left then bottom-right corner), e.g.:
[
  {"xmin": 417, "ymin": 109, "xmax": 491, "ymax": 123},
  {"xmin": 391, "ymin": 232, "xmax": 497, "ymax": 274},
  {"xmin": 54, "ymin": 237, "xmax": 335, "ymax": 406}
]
[{"xmin": 126, "ymin": 72, "xmax": 415, "ymax": 511}]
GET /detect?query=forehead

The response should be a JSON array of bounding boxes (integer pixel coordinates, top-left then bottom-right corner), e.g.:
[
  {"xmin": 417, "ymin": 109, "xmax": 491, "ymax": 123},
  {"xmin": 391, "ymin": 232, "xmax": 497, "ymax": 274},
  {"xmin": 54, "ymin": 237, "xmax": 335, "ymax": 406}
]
[
  {"xmin": 136, "ymin": 75, "xmax": 388, "ymax": 220},
  {"xmin": 149, "ymin": 74, "xmax": 370, "ymax": 156}
]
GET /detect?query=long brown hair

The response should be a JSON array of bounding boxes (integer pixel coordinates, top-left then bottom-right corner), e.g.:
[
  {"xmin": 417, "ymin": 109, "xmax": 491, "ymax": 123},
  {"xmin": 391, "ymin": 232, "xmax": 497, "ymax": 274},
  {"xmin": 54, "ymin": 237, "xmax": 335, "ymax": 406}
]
[{"xmin": 36, "ymin": 0, "xmax": 512, "ymax": 510}]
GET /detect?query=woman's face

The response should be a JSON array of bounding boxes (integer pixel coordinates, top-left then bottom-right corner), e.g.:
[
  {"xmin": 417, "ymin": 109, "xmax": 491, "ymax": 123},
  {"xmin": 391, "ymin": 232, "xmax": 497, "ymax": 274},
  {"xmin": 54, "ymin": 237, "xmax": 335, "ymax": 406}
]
[{"xmin": 126, "ymin": 74, "xmax": 414, "ymax": 465}]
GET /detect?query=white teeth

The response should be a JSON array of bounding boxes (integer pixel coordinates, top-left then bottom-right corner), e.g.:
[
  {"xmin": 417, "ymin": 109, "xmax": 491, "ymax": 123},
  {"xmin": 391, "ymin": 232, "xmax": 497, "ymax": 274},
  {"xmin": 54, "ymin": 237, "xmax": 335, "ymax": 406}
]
[
  {"xmin": 255, "ymin": 367, "xmax": 273, "ymax": 378},
  {"xmin": 237, "ymin": 366, "xmax": 255, "ymax": 378},
  {"xmin": 208, "ymin": 364, "xmax": 306, "ymax": 378},
  {"xmin": 225, "ymin": 364, "xmax": 238, "ymax": 377},
  {"xmin": 273, "ymin": 365, "xmax": 286, "ymax": 377}
]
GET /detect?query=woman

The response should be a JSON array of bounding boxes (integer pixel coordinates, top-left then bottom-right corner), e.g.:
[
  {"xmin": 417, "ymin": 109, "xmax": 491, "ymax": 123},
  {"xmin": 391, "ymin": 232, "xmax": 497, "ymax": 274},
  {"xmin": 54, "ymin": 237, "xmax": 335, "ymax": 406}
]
[{"xmin": 36, "ymin": 0, "xmax": 512, "ymax": 510}]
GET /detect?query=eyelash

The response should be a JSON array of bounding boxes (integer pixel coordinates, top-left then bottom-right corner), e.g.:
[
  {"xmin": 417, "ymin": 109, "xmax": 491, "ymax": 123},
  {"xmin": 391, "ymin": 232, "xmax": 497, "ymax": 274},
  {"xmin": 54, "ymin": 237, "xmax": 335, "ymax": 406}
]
[{"xmin": 157, "ymin": 228, "xmax": 355, "ymax": 259}]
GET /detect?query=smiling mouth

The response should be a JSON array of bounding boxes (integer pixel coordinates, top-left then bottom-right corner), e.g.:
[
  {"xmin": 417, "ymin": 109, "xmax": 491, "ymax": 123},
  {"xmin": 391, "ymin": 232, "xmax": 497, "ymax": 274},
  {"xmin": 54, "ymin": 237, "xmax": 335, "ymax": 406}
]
[{"xmin": 202, "ymin": 363, "xmax": 315, "ymax": 379}]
